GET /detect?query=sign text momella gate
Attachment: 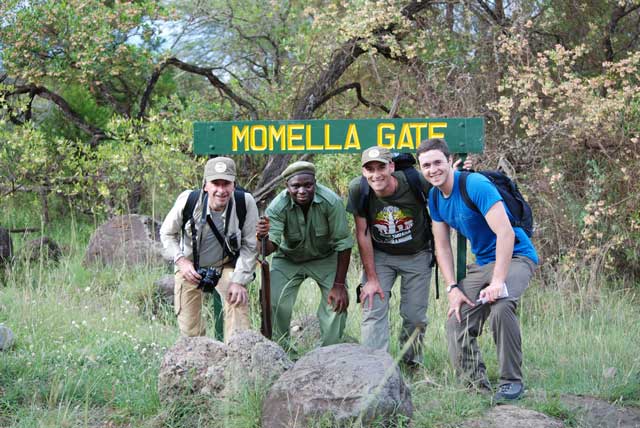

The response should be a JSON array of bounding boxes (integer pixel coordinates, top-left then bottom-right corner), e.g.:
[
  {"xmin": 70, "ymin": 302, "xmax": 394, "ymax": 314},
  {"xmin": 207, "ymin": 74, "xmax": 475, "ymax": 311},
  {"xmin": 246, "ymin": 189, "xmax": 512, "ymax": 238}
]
[{"xmin": 193, "ymin": 118, "xmax": 484, "ymax": 155}]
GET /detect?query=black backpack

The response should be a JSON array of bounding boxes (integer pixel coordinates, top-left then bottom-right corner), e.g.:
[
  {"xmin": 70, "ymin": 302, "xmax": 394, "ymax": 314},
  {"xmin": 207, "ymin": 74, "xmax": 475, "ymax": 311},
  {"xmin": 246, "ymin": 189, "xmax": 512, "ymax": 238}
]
[
  {"xmin": 357, "ymin": 152, "xmax": 434, "ymax": 252},
  {"xmin": 181, "ymin": 188, "xmax": 247, "ymax": 232},
  {"xmin": 435, "ymin": 170, "xmax": 534, "ymax": 237}
]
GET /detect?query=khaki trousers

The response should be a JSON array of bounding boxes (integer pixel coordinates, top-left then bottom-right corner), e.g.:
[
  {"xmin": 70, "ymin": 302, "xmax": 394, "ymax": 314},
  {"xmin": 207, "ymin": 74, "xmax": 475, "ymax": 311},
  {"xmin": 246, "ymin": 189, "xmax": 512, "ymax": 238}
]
[
  {"xmin": 446, "ymin": 256, "xmax": 536, "ymax": 387},
  {"xmin": 174, "ymin": 266, "xmax": 251, "ymax": 342}
]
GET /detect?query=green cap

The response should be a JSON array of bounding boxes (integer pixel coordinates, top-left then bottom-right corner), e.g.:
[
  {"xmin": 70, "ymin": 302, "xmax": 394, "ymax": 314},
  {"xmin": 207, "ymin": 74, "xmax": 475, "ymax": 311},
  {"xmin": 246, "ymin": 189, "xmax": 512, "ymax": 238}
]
[
  {"xmin": 361, "ymin": 146, "xmax": 392, "ymax": 166},
  {"xmin": 281, "ymin": 161, "xmax": 316, "ymax": 181},
  {"xmin": 204, "ymin": 157, "xmax": 236, "ymax": 183}
]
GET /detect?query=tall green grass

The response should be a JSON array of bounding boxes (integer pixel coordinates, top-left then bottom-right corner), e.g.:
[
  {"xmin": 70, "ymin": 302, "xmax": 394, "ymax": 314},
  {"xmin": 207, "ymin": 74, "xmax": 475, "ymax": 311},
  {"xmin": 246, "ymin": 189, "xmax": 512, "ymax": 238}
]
[{"xmin": 1, "ymin": 213, "xmax": 639, "ymax": 427}]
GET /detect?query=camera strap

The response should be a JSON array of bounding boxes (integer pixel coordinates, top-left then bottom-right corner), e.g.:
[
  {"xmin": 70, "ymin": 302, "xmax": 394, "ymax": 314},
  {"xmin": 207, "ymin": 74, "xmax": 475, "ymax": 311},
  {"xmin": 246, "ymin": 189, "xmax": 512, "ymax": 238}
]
[{"xmin": 206, "ymin": 214, "xmax": 228, "ymax": 257}]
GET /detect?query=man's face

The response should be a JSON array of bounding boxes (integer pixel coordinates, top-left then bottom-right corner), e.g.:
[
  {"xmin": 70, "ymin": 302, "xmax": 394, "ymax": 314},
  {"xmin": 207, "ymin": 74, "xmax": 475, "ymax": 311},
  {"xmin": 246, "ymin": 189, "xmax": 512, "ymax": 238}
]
[
  {"xmin": 286, "ymin": 173, "xmax": 316, "ymax": 207},
  {"xmin": 418, "ymin": 149, "xmax": 452, "ymax": 188},
  {"xmin": 204, "ymin": 179, "xmax": 234, "ymax": 211},
  {"xmin": 362, "ymin": 161, "xmax": 395, "ymax": 195}
]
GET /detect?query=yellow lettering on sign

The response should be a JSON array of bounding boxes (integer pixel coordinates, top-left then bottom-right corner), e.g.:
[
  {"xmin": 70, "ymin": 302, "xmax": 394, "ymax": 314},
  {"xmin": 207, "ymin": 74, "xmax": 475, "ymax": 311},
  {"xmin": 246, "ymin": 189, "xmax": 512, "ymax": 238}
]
[
  {"xmin": 232, "ymin": 125, "xmax": 249, "ymax": 151},
  {"xmin": 287, "ymin": 124, "xmax": 304, "ymax": 150},
  {"xmin": 306, "ymin": 124, "xmax": 322, "ymax": 150},
  {"xmin": 396, "ymin": 123, "xmax": 414, "ymax": 150},
  {"xmin": 269, "ymin": 125, "xmax": 286, "ymax": 151},
  {"xmin": 410, "ymin": 123, "xmax": 428, "ymax": 145},
  {"xmin": 344, "ymin": 123, "xmax": 361, "ymax": 150},
  {"xmin": 324, "ymin": 124, "xmax": 340, "ymax": 149},
  {"xmin": 377, "ymin": 123, "xmax": 395, "ymax": 148},
  {"xmin": 250, "ymin": 125, "xmax": 267, "ymax": 151},
  {"xmin": 428, "ymin": 122, "xmax": 447, "ymax": 139}
]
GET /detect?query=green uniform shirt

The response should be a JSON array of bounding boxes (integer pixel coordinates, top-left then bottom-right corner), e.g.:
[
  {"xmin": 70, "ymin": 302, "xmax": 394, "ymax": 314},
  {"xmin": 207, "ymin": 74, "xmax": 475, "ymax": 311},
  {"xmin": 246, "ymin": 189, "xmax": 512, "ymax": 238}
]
[
  {"xmin": 347, "ymin": 170, "xmax": 431, "ymax": 255},
  {"xmin": 266, "ymin": 183, "xmax": 353, "ymax": 263}
]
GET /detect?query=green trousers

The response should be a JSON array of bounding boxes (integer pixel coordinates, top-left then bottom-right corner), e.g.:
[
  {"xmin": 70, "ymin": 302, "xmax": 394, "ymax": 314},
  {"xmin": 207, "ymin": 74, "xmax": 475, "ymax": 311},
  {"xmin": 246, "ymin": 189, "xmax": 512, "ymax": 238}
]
[{"xmin": 270, "ymin": 252, "xmax": 346, "ymax": 347}]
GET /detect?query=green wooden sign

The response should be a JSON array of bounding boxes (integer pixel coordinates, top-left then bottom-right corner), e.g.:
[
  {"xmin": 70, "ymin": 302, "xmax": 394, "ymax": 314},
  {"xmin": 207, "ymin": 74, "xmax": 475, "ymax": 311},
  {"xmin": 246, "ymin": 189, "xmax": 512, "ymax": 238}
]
[{"xmin": 193, "ymin": 118, "xmax": 484, "ymax": 155}]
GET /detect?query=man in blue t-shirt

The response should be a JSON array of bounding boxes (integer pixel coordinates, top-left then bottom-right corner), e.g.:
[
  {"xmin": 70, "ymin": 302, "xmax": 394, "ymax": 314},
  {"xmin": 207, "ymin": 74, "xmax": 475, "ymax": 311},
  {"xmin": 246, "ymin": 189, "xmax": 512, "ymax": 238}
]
[{"xmin": 416, "ymin": 138, "xmax": 538, "ymax": 402}]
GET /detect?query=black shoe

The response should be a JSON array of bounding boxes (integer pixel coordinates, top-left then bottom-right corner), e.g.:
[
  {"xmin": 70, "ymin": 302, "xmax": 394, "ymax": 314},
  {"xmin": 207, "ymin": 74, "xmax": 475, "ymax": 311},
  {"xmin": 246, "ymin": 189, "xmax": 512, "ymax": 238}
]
[{"xmin": 493, "ymin": 382, "xmax": 524, "ymax": 402}]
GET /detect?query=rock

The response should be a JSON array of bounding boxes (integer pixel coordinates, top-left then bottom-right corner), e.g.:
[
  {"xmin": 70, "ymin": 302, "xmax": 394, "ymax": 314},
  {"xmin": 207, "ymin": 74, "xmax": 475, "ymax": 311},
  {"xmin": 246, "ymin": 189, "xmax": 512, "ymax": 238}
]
[
  {"xmin": 19, "ymin": 236, "xmax": 62, "ymax": 263},
  {"xmin": 461, "ymin": 405, "xmax": 563, "ymax": 428},
  {"xmin": 290, "ymin": 315, "xmax": 322, "ymax": 350},
  {"xmin": 158, "ymin": 331, "xmax": 292, "ymax": 404},
  {"xmin": 154, "ymin": 274, "xmax": 175, "ymax": 305},
  {"xmin": 0, "ymin": 227, "xmax": 12, "ymax": 265},
  {"xmin": 83, "ymin": 214, "xmax": 166, "ymax": 267},
  {"xmin": 0, "ymin": 324, "xmax": 15, "ymax": 351},
  {"xmin": 561, "ymin": 394, "xmax": 640, "ymax": 428},
  {"xmin": 262, "ymin": 343, "xmax": 412, "ymax": 428}
]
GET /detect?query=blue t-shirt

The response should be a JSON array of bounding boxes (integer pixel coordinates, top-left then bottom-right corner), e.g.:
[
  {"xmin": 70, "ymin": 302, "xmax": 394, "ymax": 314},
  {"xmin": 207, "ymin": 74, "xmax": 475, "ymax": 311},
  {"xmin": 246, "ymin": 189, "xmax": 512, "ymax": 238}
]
[{"xmin": 428, "ymin": 171, "xmax": 538, "ymax": 266}]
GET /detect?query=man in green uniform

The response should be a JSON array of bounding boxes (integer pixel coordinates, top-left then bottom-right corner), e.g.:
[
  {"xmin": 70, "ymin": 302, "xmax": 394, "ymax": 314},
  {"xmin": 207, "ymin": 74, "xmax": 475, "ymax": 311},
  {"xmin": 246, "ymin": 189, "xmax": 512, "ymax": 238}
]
[{"xmin": 256, "ymin": 161, "xmax": 353, "ymax": 347}]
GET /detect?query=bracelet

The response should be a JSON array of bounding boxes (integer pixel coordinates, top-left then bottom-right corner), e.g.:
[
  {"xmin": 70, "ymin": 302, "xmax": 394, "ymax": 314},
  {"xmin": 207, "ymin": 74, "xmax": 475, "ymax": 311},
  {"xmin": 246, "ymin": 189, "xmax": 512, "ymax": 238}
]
[{"xmin": 333, "ymin": 282, "xmax": 345, "ymax": 286}]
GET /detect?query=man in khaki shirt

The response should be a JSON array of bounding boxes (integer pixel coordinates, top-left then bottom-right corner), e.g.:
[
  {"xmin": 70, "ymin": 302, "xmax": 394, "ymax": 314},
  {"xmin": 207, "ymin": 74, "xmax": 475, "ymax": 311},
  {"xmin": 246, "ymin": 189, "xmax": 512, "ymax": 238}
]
[{"xmin": 160, "ymin": 157, "xmax": 259, "ymax": 340}]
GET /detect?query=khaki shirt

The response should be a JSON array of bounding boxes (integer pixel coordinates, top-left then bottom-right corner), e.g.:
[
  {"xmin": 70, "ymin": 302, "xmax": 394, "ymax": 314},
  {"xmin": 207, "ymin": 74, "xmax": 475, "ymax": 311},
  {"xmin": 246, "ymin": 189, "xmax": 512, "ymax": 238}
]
[
  {"xmin": 160, "ymin": 189, "xmax": 258, "ymax": 286},
  {"xmin": 266, "ymin": 183, "xmax": 353, "ymax": 263}
]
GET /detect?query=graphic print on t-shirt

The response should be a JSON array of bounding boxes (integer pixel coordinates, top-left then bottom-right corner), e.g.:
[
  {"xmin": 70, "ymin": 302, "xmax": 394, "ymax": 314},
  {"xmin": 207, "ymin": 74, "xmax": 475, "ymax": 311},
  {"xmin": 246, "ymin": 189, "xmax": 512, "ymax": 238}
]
[{"xmin": 372, "ymin": 205, "xmax": 414, "ymax": 244}]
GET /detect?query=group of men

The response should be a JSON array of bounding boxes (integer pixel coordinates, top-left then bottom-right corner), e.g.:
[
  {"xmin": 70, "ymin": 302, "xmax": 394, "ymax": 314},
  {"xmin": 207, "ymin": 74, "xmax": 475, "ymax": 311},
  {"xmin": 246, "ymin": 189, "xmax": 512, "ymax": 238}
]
[{"xmin": 160, "ymin": 138, "xmax": 538, "ymax": 402}]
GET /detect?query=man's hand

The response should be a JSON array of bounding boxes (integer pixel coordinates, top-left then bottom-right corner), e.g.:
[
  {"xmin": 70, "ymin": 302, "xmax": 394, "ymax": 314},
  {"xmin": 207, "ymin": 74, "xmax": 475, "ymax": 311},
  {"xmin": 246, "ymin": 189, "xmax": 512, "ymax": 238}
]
[
  {"xmin": 177, "ymin": 257, "xmax": 201, "ymax": 285},
  {"xmin": 227, "ymin": 282, "xmax": 248, "ymax": 306},
  {"xmin": 452, "ymin": 157, "xmax": 474, "ymax": 171},
  {"xmin": 447, "ymin": 287, "xmax": 475, "ymax": 322},
  {"xmin": 256, "ymin": 216, "xmax": 270, "ymax": 240},
  {"xmin": 327, "ymin": 283, "xmax": 349, "ymax": 313},
  {"xmin": 359, "ymin": 279, "xmax": 385, "ymax": 310},
  {"xmin": 479, "ymin": 280, "xmax": 504, "ymax": 304}
]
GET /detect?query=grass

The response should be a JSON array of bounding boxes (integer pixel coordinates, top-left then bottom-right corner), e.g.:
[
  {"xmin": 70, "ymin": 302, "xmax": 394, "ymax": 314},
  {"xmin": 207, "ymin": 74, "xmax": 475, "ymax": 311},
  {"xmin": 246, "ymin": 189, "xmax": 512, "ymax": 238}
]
[{"xmin": 1, "ymin": 213, "xmax": 639, "ymax": 427}]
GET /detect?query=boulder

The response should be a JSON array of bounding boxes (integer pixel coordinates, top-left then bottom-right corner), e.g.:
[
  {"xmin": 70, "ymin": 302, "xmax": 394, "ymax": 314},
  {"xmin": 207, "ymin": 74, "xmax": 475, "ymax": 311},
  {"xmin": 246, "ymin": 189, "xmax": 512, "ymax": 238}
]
[
  {"xmin": 0, "ymin": 324, "xmax": 15, "ymax": 351},
  {"xmin": 262, "ymin": 343, "xmax": 413, "ymax": 428},
  {"xmin": 83, "ymin": 214, "xmax": 166, "ymax": 267},
  {"xmin": 158, "ymin": 331, "xmax": 292, "ymax": 403},
  {"xmin": 290, "ymin": 315, "xmax": 322, "ymax": 350},
  {"xmin": 461, "ymin": 405, "xmax": 563, "ymax": 428},
  {"xmin": 19, "ymin": 236, "xmax": 62, "ymax": 263},
  {"xmin": 154, "ymin": 274, "xmax": 175, "ymax": 305},
  {"xmin": 0, "ymin": 227, "xmax": 12, "ymax": 265},
  {"xmin": 561, "ymin": 394, "xmax": 640, "ymax": 428}
]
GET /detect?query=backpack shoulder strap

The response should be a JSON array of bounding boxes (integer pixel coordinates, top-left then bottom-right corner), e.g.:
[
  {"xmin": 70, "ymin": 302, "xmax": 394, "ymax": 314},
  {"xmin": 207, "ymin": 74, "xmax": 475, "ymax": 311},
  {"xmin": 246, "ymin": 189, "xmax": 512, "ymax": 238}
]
[
  {"xmin": 181, "ymin": 189, "xmax": 202, "ymax": 231},
  {"xmin": 358, "ymin": 176, "xmax": 371, "ymax": 220},
  {"xmin": 233, "ymin": 188, "xmax": 247, "ymax": 230},
  {"xmin": 401, "ymin": 168, "xmax": 427, "ymax": 205},
  {"xmin": 458, "ymin": 172, "xmax": 480, "ymax": 214}
]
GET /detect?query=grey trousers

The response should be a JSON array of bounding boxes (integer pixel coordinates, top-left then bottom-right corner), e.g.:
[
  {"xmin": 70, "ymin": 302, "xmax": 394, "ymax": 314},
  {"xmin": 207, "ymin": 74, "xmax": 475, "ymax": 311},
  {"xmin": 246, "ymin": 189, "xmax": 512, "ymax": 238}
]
[
  {"xmin": 361, "ymin": 249, "xmax": 432, "ymax": 364},
  {"xmin": 447, "ymin": 256, "xmax": 536, "ymax": 387}
]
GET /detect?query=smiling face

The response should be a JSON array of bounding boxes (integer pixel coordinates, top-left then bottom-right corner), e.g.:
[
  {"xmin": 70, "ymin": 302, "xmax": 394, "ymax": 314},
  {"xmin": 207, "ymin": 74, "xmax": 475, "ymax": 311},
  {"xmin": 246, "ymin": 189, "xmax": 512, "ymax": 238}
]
[
  {"xmin": 362, "ymin": 160, "xmax": 396, "ymax": 197},
  {"xmin": 204, "ymin": 179, "xmax": 234, "ymax": 211},
  {"xmin": 418, "ymin": 149, "xmax": 454, "ymax": 193},
  {"xmin": 286, "ymin": 173, "xmax": 316, "ymax": 207}
]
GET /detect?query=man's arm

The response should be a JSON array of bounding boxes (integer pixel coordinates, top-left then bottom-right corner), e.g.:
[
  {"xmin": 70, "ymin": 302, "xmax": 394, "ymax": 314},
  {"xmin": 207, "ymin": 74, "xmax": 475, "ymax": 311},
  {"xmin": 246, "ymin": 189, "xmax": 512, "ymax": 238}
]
[
  {"xmin": 227, "ymin": 193, "xmax": 259, "ymax": 305},
  {"xmin": 327, "ymin": 248, "xmax": 351, "ymax": 313},
  {"xmin": 160, "ymin": 190, "xmax": 201, "ymax": 285},
  {"xmin": 479, "ymin": 201, "xmax": 515, "ymax": 303},
  {"xmin": 432, "ymin": 220, "xmax": 475, "ymax": 322},
  {"xmin": 354, "ymin": 215, "xmax": 385, "ymax": 309}
]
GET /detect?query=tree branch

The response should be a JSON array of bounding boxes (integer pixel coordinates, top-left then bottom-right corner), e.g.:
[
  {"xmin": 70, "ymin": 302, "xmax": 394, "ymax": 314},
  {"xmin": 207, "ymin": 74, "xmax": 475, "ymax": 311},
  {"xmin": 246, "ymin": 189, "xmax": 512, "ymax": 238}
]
[
  {"xmin": 2, "ymin": 84, "xmax": 108, "ymax": 146},
  {"xmin": 138, "ymin": 57, "xmax": 259, "ymax": 120}
]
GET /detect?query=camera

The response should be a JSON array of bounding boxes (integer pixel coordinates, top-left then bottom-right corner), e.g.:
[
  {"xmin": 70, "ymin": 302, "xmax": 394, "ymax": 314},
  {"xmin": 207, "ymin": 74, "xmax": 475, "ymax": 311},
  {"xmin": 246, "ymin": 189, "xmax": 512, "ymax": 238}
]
[{"xmin": 196, "ymin": 267, "xmax": 222, "ymax": 293}]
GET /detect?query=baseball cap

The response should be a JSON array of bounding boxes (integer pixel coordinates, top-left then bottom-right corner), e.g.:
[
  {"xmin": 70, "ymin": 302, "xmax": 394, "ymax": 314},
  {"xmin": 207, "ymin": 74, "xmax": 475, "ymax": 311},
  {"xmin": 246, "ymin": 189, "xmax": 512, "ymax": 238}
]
[
  {"xmin": 204, "ymin": 157, "xmax": 236, "ymax": 183},
  {"xmin": 361, "ymin": 146, "xmax": 392, "ymax": 166}
]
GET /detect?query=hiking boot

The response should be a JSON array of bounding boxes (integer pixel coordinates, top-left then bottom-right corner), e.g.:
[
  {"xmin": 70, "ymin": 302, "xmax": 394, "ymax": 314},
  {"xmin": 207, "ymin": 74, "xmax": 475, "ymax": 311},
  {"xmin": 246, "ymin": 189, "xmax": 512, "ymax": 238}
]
[{"xmin": 493, "ymin": 382, "xmax": 524, "ymax": 402}]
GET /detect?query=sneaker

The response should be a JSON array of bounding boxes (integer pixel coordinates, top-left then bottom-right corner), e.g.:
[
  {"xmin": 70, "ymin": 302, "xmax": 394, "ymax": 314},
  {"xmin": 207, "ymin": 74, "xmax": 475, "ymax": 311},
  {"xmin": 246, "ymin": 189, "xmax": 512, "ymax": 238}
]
[{"xmin": 493, "ymin": 382, "xmax": 524, "ymax": 402}]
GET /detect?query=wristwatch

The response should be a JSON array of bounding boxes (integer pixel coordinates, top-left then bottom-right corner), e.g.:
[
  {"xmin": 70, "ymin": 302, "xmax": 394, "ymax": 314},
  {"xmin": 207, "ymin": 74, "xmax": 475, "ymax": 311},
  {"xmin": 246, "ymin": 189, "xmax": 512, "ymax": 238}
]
[{"xmin": 446, "ymin": 283, "xmax": 459, "ymax": 294}]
